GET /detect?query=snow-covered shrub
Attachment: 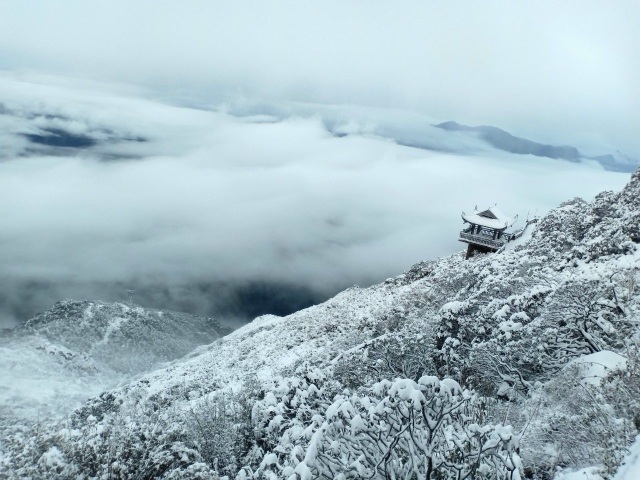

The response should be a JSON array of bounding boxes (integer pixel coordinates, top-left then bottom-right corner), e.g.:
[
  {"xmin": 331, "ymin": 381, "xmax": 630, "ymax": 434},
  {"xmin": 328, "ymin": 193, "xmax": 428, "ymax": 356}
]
[
  {"xmin": 334, "ymin": 321, "xmax": 437, "ymax": 391},
  {"xmin": 598, "ymin": 344, "xmax": 640, "ymax": 474},
  {"xmin": 251, "ymin": 373, "xmax": 521, "ymax": 479},
  {"xmin": 367, "ymin": 329, "xmax": 436, "ymax": 382},
  {"xmin": 186, "ymin": 382, "xmax": 257, "ymax": 476},
  {"xmin": 464, "ymin": 269, "xmax": 636, "ymax": 399},
  {"xmin": 247, "ymin": 364, "xmax": 336, "ymax": 474},
  {"xmin": 434, "ymin": 300, "xmax": 471, "ymax": 380},
  {"xmin": 1, "ymin": 400, "xmax": 217, "ymax": 479},
  {"xmin": 543, "ymin": 279, "xmax": 626, "ymax": 356},
  {"xmin": 514, "ymin": 345, "xmax": 639, "ymax": 478},
  {"xmin": 532, "ymin": 198, "xmax": 590, "ymax": 256}
]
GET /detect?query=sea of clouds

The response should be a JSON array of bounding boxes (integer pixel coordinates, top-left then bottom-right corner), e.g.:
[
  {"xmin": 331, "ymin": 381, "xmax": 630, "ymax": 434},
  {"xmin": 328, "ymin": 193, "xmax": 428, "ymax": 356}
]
[
  {"xmin": 0, "ymin": 73, "xmax": 632, "ymax": 327},
  {"xmin": 0, "ymin": 1, "xmax": 637, "ymax": 326}
]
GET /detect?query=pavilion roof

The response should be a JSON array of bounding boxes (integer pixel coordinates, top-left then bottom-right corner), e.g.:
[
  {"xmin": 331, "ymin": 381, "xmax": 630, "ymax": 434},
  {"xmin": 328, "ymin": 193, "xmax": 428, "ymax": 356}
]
[{"xmin": 461, "ymin": 206, "xmax": 517, "ymax": 230}]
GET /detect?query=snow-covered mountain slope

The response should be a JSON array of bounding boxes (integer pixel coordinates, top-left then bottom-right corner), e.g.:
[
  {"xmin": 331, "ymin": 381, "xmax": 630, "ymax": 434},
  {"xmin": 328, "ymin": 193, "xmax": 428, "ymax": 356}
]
[
  {"xmin": 18, "ymin": 300, "xmax": 230, "ymax": 373},
  {"xmin": 80, "ymin": 168, "xmax": 640, "ymax": 408},
  {"xmin": 0, "ymin": 301, "xmax": 229, "ymax": 423},
  {"xmin": 2, "ymin": 171, "xmax": 639, "ymax": 479}
]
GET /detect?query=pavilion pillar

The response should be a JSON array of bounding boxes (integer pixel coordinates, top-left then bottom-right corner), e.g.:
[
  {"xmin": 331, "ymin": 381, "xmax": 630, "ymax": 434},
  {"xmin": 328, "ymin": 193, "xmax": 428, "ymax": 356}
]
[{"xmin": 465, "ymin": 243, "xmax": 474, "ymax": 260}]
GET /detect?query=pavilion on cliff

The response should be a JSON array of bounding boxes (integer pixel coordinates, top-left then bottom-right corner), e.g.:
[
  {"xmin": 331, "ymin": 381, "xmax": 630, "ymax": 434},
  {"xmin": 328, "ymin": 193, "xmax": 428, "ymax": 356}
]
[{"xmin": 459, "ymin": 206, "xmax": 518, "ymax": 259}]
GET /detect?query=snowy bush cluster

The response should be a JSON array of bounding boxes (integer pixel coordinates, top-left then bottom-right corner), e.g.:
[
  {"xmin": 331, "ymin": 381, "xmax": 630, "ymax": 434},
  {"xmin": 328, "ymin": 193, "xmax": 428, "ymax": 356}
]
[
  {"xmin": 1, "ymin": 170, "xmax": 639, "ymax": 479},
  {"xmin": 247, "ymin": 366, "xmax": 520, "ymax": 479}
]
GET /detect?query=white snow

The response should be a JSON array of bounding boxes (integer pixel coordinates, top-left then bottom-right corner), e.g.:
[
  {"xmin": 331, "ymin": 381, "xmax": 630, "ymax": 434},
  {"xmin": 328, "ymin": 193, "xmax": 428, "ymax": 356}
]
[
  {"xmin": 440, "ymin": 300, "xmax": 467, "ymax": 314},
  {"xmin": 502, "ymin": 221, "xmax": 536, "ymax": 252},
  {"xmin": 554, "ymin": 466, "xmax": 605, "ymax": 480},
  {"xmin": 569, "ymin": 350, "xmax": 627, "ymax": 386},
  {"xmin": 93, "ymin": 316, "xmax": 128, "ymax": 348},
  {"xmin": 39, "ymin": 446, "xmax": 65, "ymax": 469},
  {"xmin": 614, "ymin": 434, "xmax": 640, "ymax": 480},
  {"xmin": 0, "ymin": 338, "xmax": 112, "ymax": 421},
  {"xmin": 462, "ymin": 206, "xmax": 516, "ymax": 229}
]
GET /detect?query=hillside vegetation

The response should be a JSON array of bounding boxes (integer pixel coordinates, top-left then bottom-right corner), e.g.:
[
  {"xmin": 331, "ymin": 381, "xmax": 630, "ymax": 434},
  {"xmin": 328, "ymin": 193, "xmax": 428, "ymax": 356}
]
[{"xmin": 2, "ymin": 170, "xmax": 639, "ymax": 479}]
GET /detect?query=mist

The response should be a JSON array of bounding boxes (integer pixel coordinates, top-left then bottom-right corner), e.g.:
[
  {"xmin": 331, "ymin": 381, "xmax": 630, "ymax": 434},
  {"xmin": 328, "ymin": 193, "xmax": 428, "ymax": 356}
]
[
  {"xmin": 0, "ymin": 1, "xmax": 638, "ymax": 326},
  {"xmin": 0, "ymin": 1, "xmax": 638, "ymax": 156},
  {"xmin": 0, "ymin": 74, "xmax": 632, "ymax": 327}
]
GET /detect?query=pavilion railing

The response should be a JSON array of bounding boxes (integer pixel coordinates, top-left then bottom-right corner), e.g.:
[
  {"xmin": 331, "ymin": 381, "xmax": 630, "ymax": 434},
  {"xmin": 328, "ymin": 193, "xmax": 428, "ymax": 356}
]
[
  {"xmin": 458, "ymin": 231, "xmax": 509, "ymax": 249},
  {"xmin": 459, "ymin": 218, "xmax": 539, "ymax": 251}
]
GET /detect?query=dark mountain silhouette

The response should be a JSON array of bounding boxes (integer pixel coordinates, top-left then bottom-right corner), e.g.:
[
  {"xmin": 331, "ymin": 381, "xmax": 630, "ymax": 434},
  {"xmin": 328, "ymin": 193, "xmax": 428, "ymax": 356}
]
[{"xmin": 435, "ymin": 121, "xmax": 637, "ymax": 172}]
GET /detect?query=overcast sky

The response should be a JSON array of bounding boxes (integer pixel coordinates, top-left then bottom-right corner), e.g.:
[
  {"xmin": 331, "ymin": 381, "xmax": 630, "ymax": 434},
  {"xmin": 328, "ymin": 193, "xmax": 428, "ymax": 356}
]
[
  {"xmin": 1, "ymin": 1, "xmax": 638, "ymax": 154},
  {"xmin": 0, "ymin": 2, "xmax": 638, "ymax": 326}
]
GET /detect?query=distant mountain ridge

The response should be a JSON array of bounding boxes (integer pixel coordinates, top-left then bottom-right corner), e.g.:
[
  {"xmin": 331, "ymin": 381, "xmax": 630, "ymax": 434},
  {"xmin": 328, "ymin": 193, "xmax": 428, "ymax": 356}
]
[
  {"xmin": 435, "ymin": 120, "xmax": 638, "ymax": 172},
  {"xmin": 435, "ymin": 121, "xmax": 580, "ymax": 160},
  {"xmin": 0, "ymin": 300, "xmax": 232, "ymax": 424},
  {"xmin": 18, "ymin": 299, "xmax": 231, "ymax": 373},
  {"xmin": 5, "ymin": 98, "xmax": 637, "ymax": 173}
]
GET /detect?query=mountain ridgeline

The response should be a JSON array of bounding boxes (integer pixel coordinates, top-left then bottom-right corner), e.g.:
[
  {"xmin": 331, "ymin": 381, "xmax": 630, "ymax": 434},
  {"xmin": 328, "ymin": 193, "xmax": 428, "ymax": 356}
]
[
  {"xmin": 435, "ymin": 121, "xmax": 638, "ymax": 172},
  {"xmin": 18, "ymin": 300, "xmax": 231, "ymax": 373},
  {"xmin": 435, "ymin": 121, "xmax": 580, "ymax": 160},
  {"xmin": 4, "ymin": 100, "xmax": 637, "ymax": 174},
  {"xmin": 2, "ymin": 171, "xmax": 640, "ymax": 479}
]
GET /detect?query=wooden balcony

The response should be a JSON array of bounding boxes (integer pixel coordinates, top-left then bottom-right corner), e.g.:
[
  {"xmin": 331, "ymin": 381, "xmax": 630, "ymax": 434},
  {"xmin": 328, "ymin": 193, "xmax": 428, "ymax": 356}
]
[
  {"xmin": 459, "ymin": 218, "xmax": 537, "ymax": 259},
  {"xmin": 458, "ymin": 231, "xmax": 511, "ymax": 250}
]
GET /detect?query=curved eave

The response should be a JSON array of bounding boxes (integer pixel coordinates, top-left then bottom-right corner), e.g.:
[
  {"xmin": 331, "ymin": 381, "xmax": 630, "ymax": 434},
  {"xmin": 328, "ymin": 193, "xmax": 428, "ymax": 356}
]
[{"xmin": 461, "ymin": 212, "xmax": 510, "ymax": 230}]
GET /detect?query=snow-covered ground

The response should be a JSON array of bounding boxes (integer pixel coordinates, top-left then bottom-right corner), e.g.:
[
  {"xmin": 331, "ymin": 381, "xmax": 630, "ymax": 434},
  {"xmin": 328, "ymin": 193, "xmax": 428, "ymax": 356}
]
[
  {"xmin": 0, "ymin": 300, "xmax": 226, "ymax": 424},
  {"xmin": 569, "ymin": 350, "xmax": 628, "ymax": 386},
  {"xmin": 614, "ymin": 434, "xmax": 640, "ymax": 480},
  {"xmin": 0, "ymin": 337, "xmax": 113, "ymax": 421},
  {"xmin": 555, "ymin": 467, "xmax": 605, "ymax": 480},
  {"xmin": 1, "ymin": 171, "xmax": 639, "ymax": 478}
]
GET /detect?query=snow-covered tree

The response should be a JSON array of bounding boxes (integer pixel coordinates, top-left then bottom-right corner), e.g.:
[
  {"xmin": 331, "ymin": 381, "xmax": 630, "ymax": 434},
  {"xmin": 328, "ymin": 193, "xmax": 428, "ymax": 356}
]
[{"xmin": 250, "ymin": 371, "xmax": 521, "ymax": 479}]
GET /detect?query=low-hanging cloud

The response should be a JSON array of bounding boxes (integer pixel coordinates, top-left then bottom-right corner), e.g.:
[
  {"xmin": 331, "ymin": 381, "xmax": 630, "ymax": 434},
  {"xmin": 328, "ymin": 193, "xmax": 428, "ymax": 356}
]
[
  {"xmin": 0, "ymin": 74, "xmax": 632, "ymax": 327},
  {"xmin": 0, "ymin": 1, "xmax": 638, "ymax": 157}
]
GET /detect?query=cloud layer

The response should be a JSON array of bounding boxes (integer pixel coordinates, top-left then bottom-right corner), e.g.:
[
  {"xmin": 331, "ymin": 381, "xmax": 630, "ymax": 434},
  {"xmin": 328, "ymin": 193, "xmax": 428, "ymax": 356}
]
[
  {"xmin": 0, "ymin": 1, "xmax": 638, "ymax": 156},
  {"xmin": 0, "ymin": 74, "xmax": 632, "ymax": 326}
]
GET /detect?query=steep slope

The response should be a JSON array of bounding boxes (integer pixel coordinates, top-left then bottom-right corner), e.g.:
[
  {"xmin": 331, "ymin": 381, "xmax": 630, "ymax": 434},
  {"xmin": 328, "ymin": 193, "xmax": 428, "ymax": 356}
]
[
  {"xmin": 2, "ymin": 171, "xmax": 639, "ymax": 479},
  {"xmin": 77, "ymin": 169, "xmax": 639, "ymax": 408}
]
